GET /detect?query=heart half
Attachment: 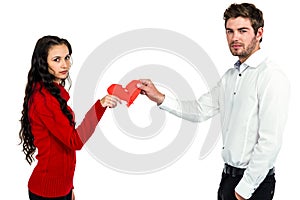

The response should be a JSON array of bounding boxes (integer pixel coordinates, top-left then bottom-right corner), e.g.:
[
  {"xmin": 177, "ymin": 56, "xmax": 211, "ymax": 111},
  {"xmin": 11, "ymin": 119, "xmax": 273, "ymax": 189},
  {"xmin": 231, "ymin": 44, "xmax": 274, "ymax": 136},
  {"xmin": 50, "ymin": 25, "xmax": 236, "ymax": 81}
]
[{"xmin": 107, "ymin": 80, "xmax": 141, "ymax": 107}]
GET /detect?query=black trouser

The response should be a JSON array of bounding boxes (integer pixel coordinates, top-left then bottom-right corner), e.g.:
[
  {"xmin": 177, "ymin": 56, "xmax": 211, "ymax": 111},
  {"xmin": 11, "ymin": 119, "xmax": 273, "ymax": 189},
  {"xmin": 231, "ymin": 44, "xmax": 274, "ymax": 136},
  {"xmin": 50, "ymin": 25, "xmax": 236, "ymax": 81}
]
[
  {"xmin": 29, "ymin": 190, "xmax": 72, "ymax": 200},
  {"xmin": 217, "ymin": 171, "xmax": 276, "ymax": 200}
]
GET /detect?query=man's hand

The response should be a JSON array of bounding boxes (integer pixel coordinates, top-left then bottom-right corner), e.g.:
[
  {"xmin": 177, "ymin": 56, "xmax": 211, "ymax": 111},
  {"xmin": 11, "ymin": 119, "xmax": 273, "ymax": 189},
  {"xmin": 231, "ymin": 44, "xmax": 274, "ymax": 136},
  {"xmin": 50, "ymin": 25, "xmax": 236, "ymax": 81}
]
[
  {"xmin": 137, "ymin": 79, "xmax": 165, "ymax": 105},
  {"xmin": 235, "ymin": 192, "xmax": 245, "ymax": 200}
]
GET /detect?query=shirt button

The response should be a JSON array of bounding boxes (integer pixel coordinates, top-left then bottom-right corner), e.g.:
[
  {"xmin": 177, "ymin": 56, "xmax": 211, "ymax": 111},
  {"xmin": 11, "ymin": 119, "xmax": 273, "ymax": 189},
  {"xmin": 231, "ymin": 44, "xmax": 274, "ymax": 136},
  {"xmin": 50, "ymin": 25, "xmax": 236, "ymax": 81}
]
[{"xmin": 234, "ymin": 92, "xmax": 236, "ymax": 95}]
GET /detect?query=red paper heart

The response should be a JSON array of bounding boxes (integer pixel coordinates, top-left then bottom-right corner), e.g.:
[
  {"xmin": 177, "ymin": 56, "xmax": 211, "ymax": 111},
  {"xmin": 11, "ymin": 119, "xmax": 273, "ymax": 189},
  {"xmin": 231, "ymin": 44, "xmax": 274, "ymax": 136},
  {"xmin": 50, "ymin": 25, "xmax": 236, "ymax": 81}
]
[{"xmin": 107, "ymin": 80, "xmax": 141, "ymax": 107}]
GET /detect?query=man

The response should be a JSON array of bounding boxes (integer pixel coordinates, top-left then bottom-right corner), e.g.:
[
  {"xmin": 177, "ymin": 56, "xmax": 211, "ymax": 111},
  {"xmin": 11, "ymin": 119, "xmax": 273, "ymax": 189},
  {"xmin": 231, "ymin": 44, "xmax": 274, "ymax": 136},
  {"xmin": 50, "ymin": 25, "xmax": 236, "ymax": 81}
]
[{"xmin": 137, "ymin": 3, "xmax": 290, "ymax": 200}]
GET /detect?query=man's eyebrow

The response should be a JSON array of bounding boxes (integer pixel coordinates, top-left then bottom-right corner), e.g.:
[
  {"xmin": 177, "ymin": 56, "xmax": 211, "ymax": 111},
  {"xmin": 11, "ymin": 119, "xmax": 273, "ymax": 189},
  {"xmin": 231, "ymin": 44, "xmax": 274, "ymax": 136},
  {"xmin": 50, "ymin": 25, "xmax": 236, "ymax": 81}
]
[
  {"xmin": 238, "ymin": 27, "xmax": 250, "ymax": 30},
  {"xmin": 225, "ymin": 27, "xmax": 250, "ymax": 31}
]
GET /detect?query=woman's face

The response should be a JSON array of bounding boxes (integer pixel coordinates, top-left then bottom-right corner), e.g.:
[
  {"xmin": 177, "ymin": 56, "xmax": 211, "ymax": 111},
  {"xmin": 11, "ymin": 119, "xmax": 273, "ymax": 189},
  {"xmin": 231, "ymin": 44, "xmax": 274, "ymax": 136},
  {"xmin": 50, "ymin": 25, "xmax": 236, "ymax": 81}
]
[{"xmin": 47, "ymin": 44, "xmax": 72, "ymax": 84}]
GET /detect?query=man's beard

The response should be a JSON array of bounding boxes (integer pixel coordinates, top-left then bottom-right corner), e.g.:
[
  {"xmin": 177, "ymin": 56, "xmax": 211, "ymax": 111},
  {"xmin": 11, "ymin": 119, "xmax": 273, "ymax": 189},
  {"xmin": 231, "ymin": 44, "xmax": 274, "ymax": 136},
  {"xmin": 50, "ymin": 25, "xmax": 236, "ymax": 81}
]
[{"xmin": 230, "ymin": 37, "xmax": 257, "ymax": 58}]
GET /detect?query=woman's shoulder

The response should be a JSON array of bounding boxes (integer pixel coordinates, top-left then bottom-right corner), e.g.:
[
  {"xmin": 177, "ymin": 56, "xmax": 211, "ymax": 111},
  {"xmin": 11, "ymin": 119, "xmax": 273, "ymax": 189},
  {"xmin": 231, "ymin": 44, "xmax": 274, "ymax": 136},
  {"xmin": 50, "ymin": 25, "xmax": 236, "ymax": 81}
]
[{"xmin": 31, "ymin": 83, "xmax": 59, "ymax": 109}]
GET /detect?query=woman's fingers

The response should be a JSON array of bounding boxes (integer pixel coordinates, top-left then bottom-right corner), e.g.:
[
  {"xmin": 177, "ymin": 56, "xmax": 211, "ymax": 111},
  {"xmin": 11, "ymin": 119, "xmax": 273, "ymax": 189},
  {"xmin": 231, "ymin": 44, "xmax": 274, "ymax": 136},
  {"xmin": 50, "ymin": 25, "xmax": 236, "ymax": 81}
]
[{"xmin": 100, "ymin": 95, "xmax": 122, "ymax": 108}]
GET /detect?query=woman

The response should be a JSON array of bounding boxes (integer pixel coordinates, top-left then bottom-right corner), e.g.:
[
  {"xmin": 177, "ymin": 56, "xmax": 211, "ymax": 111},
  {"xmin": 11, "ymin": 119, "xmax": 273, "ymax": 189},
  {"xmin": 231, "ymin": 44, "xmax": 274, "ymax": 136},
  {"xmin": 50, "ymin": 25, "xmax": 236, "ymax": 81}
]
[{"xmin": 19, "ymin": 35, "xmax": 121, "ymax": 200}]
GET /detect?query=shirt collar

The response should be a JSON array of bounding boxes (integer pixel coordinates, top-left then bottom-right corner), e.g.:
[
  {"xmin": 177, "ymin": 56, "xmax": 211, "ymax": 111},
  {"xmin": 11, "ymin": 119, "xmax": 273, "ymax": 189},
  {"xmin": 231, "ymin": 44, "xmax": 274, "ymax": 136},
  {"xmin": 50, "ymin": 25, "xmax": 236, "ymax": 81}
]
[
  {"xmin": 234, "ymin": 60, "xmax": 242, "ymax": 70},
  {"xmin": 234, "ymin": 49, "xmax": 268, "ymax": 71}
]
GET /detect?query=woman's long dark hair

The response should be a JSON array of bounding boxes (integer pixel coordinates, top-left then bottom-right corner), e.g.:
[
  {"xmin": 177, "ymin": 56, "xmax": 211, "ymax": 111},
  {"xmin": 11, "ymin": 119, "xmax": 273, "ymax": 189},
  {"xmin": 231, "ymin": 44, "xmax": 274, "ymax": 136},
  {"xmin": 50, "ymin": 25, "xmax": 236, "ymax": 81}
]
[{"xmin": 19, "ymin": 35, "xmax": 75, "ymax": 165}]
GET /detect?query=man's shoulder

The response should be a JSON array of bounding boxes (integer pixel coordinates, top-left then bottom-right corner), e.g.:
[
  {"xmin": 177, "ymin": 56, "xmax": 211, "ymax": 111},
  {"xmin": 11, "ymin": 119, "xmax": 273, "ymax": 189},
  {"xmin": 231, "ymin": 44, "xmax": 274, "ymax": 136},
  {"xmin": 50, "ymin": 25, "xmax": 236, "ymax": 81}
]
[{"xmin": 258, "ymin": 58, "xmax": 287, "ymax": 78}]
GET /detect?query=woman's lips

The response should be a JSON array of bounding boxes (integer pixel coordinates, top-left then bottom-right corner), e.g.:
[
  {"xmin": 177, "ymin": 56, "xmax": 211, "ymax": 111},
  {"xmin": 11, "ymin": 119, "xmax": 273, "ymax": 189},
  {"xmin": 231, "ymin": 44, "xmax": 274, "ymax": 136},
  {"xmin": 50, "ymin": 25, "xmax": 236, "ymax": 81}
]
[{"xmin": 60, "ymin": 70, "xmax": 68, "ymax": 75}]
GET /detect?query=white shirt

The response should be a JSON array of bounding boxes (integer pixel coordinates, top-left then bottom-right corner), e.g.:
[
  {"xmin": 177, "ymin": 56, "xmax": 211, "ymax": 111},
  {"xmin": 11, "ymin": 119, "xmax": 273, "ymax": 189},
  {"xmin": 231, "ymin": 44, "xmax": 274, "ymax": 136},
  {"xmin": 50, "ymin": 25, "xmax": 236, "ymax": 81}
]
[{"xmin": 158, "ymin": 49, "xmax": 290, "ymax": 199}]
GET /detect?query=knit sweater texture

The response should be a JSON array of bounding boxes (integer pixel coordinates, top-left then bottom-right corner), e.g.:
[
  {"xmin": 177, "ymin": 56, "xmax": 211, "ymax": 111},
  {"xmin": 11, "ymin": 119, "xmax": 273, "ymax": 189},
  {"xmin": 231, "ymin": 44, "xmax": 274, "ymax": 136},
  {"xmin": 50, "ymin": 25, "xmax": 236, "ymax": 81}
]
[{"xmin": 28, "ymin": 82, "xmax": 106, "ymax": 197}]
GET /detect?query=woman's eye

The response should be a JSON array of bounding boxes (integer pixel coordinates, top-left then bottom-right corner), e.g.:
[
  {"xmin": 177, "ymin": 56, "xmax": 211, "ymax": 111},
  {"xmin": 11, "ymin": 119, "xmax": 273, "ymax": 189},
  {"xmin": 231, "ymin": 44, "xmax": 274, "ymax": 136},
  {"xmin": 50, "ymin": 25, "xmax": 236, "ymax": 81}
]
[
  {"xmin": 53, "ymin": 58, "xmax": 60, "ymax": 62},
  {"xmin": 65, "ymin": 55, "xmax": 70, "ymax": 60}
]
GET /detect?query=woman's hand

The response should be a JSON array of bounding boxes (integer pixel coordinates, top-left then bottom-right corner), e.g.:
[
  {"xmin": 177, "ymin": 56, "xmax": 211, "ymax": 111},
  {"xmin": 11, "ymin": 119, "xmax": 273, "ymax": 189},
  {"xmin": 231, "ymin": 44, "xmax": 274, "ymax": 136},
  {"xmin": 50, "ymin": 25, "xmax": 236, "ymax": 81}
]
[{"xmin": 100, "ymin": 95, "xmax": 122, "ymax": 108}]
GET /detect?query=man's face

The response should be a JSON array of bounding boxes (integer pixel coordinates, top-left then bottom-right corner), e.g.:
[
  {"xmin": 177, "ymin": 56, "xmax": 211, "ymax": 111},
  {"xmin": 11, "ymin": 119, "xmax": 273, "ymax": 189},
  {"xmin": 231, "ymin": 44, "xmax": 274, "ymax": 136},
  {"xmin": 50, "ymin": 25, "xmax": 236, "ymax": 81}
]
[{"xmin": 225, "ymin": 17, "xmax": 263, "ymax": 62}]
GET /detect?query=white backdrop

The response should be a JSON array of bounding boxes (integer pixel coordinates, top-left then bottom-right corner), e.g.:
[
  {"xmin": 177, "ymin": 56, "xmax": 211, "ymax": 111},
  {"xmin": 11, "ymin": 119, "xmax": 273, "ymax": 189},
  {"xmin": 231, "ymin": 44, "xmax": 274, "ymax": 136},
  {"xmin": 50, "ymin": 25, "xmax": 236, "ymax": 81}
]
[{"xmin": 1, "ymin": 0, "xmax": 299, "ymax": 199}]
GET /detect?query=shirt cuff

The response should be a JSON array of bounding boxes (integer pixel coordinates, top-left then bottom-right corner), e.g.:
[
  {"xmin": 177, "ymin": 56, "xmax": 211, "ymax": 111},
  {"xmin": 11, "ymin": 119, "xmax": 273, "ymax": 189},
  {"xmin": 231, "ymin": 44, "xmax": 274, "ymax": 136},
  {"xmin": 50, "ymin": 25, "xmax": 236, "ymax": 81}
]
[
  {"xmin": 235, "ymin": 178, "xmax": 255, "ymax": 199},
  {"xmin": 158, "ymin": 95, "xmax": 177, "ymax": 110}
]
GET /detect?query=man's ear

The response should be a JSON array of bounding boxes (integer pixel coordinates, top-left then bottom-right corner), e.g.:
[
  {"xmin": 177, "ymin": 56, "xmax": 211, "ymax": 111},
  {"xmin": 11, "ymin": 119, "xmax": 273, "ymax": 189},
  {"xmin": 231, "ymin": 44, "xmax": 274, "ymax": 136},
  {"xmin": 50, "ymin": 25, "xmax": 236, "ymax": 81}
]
[{"xmin": 257, "ymin": 27, "xmax": 263, "ymax": 42}]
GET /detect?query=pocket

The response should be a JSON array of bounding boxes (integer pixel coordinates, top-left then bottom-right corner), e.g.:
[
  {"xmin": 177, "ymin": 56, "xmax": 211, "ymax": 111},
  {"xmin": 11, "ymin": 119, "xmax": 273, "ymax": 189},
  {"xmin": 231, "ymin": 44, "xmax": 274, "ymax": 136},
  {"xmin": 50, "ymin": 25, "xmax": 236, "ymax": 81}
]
[{"xmin": 267, "ymin": 175, "xmax": 276, "ymax": 198}]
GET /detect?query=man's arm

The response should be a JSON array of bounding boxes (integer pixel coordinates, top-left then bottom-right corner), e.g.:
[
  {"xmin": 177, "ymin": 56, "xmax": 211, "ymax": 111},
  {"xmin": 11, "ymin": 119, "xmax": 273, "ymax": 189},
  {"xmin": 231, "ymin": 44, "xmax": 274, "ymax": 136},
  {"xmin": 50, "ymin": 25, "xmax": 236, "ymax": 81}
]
[
  {"xmin": 137, "ymin": 79, "xmax": 221, "ymax": 122},
  {"xmin": 235, "ymin": 69, "xmax": 290, "ymax": 199}
]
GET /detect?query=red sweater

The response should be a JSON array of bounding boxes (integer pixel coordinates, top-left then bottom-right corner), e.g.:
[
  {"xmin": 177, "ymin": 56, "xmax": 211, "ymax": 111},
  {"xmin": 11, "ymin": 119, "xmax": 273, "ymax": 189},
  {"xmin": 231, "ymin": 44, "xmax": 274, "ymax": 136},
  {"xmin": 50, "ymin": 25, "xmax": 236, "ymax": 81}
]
[{"xmin": 28, "ymin": 83, "xmax": 106, "ymax": 197}]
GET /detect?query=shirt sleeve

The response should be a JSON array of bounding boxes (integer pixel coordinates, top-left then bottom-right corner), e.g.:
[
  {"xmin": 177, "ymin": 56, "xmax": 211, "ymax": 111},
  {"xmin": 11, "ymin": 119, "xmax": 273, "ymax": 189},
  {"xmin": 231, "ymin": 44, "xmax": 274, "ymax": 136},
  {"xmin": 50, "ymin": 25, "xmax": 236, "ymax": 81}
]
[
  {"xmin": 235, "ymin": 69, "xmax": 290, "ymax": 199},
  {"xmin": 35, "ymin": 98, "xmax": 106, "ymax": 150},
  {"xmin": 158, "ymin": 82, "xmax": 221, "ymax": 122}
]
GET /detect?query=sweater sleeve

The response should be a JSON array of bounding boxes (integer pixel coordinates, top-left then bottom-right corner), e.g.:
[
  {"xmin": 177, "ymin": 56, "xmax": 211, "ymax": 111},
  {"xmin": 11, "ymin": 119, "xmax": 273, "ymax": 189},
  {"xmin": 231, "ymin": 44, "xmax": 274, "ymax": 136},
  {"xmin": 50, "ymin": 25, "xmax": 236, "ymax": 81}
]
[
  {"xmin": 34, "ymin": 98, "xmax": 106, "ymax": 150},
  {"xmin": 76, "ymin": 100, "xmax": 107, "ymax": 144}
]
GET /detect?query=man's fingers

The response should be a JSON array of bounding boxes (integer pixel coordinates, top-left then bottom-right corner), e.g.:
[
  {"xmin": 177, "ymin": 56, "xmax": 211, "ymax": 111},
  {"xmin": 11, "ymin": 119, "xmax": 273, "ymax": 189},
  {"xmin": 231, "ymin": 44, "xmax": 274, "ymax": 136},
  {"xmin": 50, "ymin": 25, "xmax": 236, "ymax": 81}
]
[
  {"xmin": 137, "ymin": 79, "xmax": 164, "ymax": 104},
  {"xmin": 140, "ymin": 90, "xmax": 146, "ymax": 95},
  {"xmin": 137, "ymin": 83, "xmax": 147, "ymax": 90},
  {"xmin": 139, "ymin": 79, "xmax": 152, "ymax": 86},
  {"xmin": 137, "ymin": 79, "xmax": 153, "ymax": 93}
]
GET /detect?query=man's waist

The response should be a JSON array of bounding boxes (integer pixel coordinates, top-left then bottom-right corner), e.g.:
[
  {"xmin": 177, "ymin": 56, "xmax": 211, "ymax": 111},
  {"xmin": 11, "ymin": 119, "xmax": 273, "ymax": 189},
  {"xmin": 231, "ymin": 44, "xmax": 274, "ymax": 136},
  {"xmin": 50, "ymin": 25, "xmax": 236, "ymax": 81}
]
[{"xmin": 223, "ymin": 163, "xmax": 275, "ymax": 177}]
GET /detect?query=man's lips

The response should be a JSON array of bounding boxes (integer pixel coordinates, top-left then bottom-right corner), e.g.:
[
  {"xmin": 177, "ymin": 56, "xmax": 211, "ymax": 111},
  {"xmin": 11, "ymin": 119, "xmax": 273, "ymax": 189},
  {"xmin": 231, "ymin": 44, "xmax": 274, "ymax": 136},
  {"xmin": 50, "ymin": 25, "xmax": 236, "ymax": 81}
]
[{"xmin": 231, "ymin": 43, "xmax": 242, "ymax": 49}]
